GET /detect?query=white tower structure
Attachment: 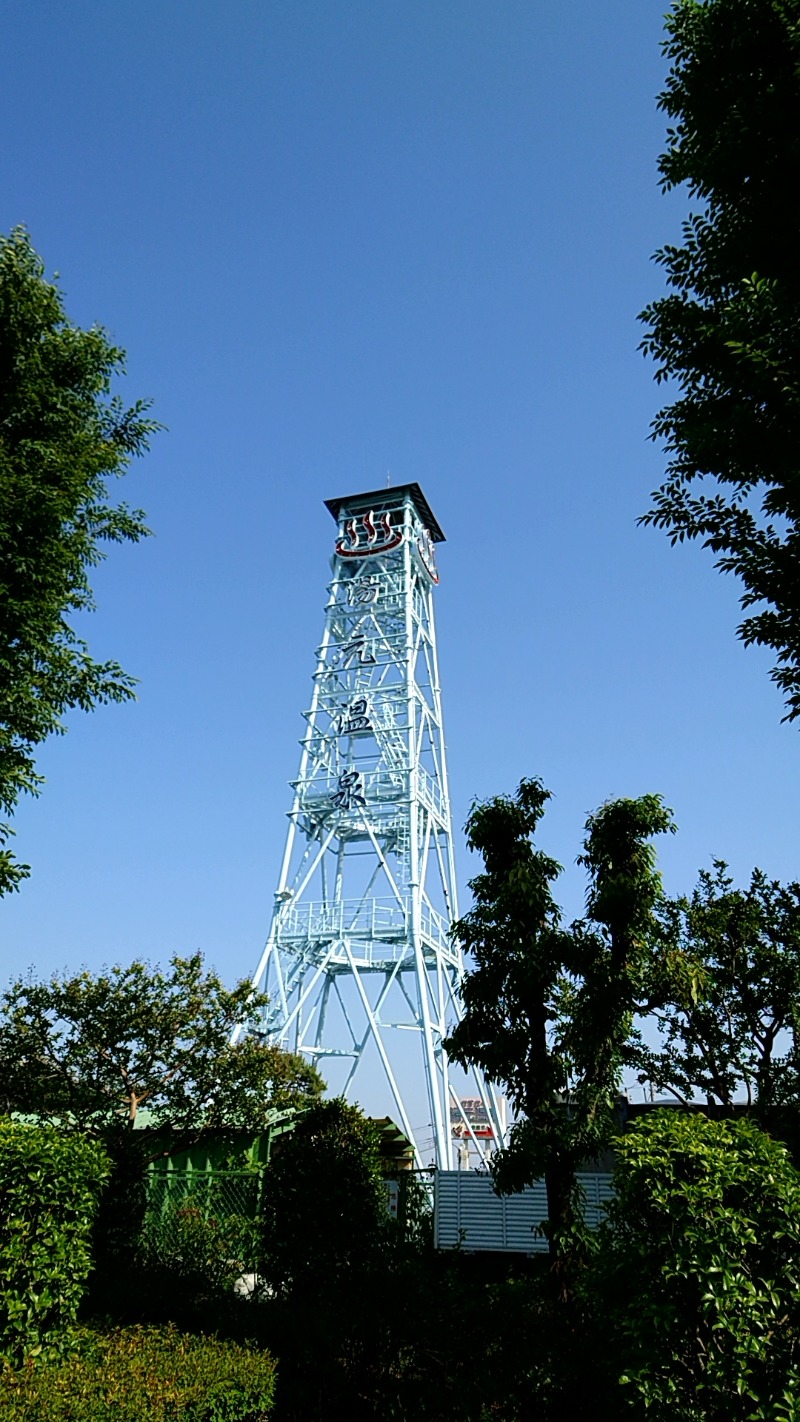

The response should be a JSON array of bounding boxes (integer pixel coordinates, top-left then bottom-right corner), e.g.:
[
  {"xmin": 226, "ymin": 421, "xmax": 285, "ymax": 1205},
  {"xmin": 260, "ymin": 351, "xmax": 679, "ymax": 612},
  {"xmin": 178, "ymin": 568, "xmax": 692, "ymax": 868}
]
[{"xmin": 240, "ymin": 484, "xmax": 504, "ymax": 1168}]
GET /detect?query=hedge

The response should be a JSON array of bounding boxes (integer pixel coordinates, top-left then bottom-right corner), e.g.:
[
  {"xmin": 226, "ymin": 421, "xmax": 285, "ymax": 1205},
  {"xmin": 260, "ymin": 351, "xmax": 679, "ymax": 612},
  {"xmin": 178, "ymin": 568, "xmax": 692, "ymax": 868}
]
[
  {"xmin": 0, "ymin": 1324, "xmax": 277, "ymax": 1421},
  {"xmin": 594, "ymin": 1113, "xmax": 800, "ymax": 1420},
  {"xmin": 0, "ymin": 1122, "xmax": 109, "ymax": 1365}
]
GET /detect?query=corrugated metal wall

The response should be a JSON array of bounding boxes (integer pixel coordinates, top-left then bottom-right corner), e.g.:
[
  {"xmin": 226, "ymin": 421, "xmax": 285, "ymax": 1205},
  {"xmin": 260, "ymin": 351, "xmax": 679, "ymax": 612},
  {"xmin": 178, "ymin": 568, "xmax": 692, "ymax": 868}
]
[{"xmin": 433, "ymin": 1170, "xmax": 615, "ymax": 1253}]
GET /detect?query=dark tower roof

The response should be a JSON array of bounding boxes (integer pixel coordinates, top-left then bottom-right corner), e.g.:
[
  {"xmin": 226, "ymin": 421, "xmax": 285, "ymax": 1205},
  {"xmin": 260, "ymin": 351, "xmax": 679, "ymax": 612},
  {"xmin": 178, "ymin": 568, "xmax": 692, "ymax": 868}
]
[{"xmin": 324, "ymin": 482, "xmax": 445, "ymax": 542}]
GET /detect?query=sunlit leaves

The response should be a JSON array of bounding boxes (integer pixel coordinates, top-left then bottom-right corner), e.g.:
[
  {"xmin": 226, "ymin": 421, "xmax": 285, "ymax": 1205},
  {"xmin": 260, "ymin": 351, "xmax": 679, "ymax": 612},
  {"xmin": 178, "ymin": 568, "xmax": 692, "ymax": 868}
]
[
  {"xmin": 0, "ymin": 1123, "xmax": 109, "ymax": 1367},
  {"xmin": 0, "ymin": 1323, "xmax": 277, "ymax": 1420},
  {"xmin": 640, "ymin": 0, "xmax": 800, "ymax": 719},
  {"xmin": 634, "ymin": 861, "xmax": 800, "ymax": 1111},
  {"xmin": 0, "ymin": 953, "xmax": 321, "ymax": 1137},
  {"xmin": 595, "ymin": 1113, "xmax": 800, "ymax": 1420},
  {"xmin": 0, "ymin": 228, "xmax": 158, "ymax": 890}
]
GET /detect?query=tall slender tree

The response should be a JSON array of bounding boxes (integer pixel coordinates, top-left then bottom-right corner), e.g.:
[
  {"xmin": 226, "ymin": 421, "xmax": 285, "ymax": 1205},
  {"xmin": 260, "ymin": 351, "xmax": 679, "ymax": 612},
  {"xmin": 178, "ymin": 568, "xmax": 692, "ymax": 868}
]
[{"xmin": 445, "ymin": 779, "xmax": 673, "ymax": 1298}]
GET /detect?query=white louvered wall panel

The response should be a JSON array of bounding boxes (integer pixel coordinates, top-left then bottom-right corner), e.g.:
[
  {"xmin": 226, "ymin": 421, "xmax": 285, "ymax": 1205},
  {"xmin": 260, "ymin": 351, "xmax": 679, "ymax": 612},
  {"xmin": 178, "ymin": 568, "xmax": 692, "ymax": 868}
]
[{"xmin": 434, "ymin": 1171, "xmax": 615, "ymax": 1253}]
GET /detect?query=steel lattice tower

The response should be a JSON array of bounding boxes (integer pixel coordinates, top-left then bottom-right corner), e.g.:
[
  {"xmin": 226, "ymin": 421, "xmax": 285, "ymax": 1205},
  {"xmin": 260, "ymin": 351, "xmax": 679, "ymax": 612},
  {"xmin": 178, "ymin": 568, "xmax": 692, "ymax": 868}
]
[{"xmin": 237, "ymin": 484, "xmax": 504, "ymax": 1168}]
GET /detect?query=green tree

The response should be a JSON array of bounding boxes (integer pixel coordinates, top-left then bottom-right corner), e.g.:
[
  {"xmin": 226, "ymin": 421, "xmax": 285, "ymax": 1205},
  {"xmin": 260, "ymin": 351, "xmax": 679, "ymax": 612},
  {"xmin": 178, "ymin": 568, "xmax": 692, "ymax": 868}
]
[
  {"xmin": 635, "ymin": 862, "xmax": 800, "ymax": 1112},
  {"xmin": 0, "ymin": 953, "xmax": 323, "ymax": 1138},
  {"xmin": 259, "ymin": 1097, "xmax": 388, "ymax": 1300},
  {"xmin": 593, "ymin": 1112, "xmax": 800, "ymax": 1421},
  {"xmin": 0, "ymin": 227, "xmax": 157, "ymax": 893},
  {"xmin": 640, "ymin": 0, "xmax": 800, "ymax": 719},
  {"xmin": 257, "ymin": 1099, "xmax": 401, "ymax": 1422},
  {"xmin": 444, "ymin": 779, "xmax": 673, "ymax": 1296}
]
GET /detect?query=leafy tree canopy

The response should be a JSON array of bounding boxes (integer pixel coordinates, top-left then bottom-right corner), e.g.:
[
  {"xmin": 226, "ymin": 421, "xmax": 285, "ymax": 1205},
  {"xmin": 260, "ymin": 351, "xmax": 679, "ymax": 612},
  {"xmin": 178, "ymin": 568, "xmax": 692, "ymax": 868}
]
[
  {"xmin": 640, "ymin": 0, "xmax": 800, "ymax": 718},
  {"xmin": 0, "ymin": 228, "xmax": 157, "ymax": 892},
  {"xmin": 635, "ymin": 860, "xmax": 800, "ymax": 1112},
  {"xmin": 0, "ymin": 952, "xmax": 324, "ymax": 1138}
]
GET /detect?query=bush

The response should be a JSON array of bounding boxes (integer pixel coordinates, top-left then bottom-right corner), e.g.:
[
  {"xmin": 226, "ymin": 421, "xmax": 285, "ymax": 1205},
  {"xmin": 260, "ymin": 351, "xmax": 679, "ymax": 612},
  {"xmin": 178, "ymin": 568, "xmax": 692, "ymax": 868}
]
[
  {"xmin": 593, "ymin": 1111, "xmax": 800, "ymax": 1422},
  {"xmin": 90, "ymin": 1130, "xmax": 149, "ymax": 1269},
  {"xmin": 0, "ymin": 1324, "xmax": 276, "ymax": 1421},
  {"xmin": 139, "ymin": 1192, "xmax": 261, "ymax": 1301},
  {"xmin": 259, "ymin": 1098, "xmax": 388, "ymax": 1298},
  {"xmin": 0, "ymin": 1122, "xmax": 109, "ymax": 1365}
]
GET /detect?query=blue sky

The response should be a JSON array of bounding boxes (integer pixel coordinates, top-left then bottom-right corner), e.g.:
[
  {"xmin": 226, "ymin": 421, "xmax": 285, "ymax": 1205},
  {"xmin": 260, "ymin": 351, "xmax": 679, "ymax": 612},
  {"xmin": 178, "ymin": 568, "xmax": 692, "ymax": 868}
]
[{"xmin": 2, "ymin": 3, "xmax": 798, "ymax": 1123}]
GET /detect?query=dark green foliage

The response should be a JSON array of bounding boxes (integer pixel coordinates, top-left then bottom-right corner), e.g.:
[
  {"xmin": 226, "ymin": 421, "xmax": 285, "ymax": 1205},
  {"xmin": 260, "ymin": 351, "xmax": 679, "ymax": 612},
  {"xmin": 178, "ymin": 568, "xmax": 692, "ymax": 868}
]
[
  {"xmin": 635, "ymin": 861, "xmax": 800, "ymax": 1111},
  {"xmin": 259, "ymin": 1098, "xmax": 387, "ymax": 1299},
  {"xmin": 0, "ymin": 954, "xmax": 321, "ymax": 1135},
  {"xmin": 0, "ymin": 1122, "xmax": 109, "ymax": 1366},
  {"xmin": 0, "ymin": 228, "xmax": 158, "ymax": 891},
  {"xmin": 639, "ymin": 0, "xmax": 800, "ymax": 719},
  {"xmin": 0, "ymin": 1324, "xmax": 277, "ymax": 1421},
  {"xmin": 87, "ymin": 1129, "xmax": 150, "ymax": 1275},
  {"xmin": 593, "ymin": 1112, "xmax": 800, "ymax": 1421},
  {"xmin": 259, "ymin": 1176, "xmax": 575, "ymax": 1422},
  {"xmin": 444, "ymin": 780, "xmax": 672, "ymax": 1286},
  {"xmin": 257, "ymin": 1099, "xmax": 445, "ymax": 1420},
  {"xmin": 139, "ymin": 1177, "xmax": 262, "ymax": 1300},
  {"xmin": 350, "ymin": 1257, "xmax": 597, "ymax": 1422},
  {"xmin": 259, "ymin": 1233, "xmax": 601, "ymax": 1422},
  {"xmin": 318, "ymin": 1261, "xmax": 562, "ymax": 1422}
]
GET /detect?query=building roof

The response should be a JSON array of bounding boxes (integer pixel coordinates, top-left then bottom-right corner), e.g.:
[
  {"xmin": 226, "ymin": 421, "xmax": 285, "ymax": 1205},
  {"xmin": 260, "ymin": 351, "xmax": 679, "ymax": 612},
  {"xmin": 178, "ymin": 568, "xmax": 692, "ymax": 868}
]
[
  {"xmin": 370, "ymin": 1115, "xmax": 416, "ymax": 1167},
  {"xmin": 324, "ymin": 482, "xmax": 445, "ymax": 542}
]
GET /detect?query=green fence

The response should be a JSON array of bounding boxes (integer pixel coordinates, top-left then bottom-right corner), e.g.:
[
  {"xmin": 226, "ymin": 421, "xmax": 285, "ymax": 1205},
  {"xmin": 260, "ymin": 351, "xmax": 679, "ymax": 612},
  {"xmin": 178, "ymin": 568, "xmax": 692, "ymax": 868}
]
[{"xmin": 142, "ymin": 1169, "xmax": 264, "ymax": 1274}]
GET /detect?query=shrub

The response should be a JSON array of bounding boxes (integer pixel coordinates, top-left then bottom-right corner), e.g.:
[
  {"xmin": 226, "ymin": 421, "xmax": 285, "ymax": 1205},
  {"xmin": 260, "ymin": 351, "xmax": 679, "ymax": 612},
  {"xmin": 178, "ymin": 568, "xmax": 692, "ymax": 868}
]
[
  {"xmin": 139, "ymin": 1193, "xmax": 261, "ymax": 1300},
  {"xmin": 0, "ymin": 1122, "xmax": 109, "ymax": 1365},
  {"xmin": 0, "ymin": 1323, "xmax": 277, "ymax": 1421},
  {"xmin": 90, "ymin": 1129, "xmax": 150, "ymax": 1267},
  {"xmin": 593, "ymin": 1111, "xmax": 800, "ymax": 1421},
  {"xmin": 259, "ymin": 1098, "xmax": 388, "ymax": 1298}
]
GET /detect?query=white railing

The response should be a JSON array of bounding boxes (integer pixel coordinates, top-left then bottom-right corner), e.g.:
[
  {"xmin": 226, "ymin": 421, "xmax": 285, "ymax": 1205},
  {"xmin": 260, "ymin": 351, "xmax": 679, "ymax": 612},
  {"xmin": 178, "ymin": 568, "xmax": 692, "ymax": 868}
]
[
  {"xmin": 276, "ymin": 895, "xmax": 458, "ymax": 969},
  {"xmin": 295, "ymin": 767, "xmax": 407, "ymax": 807},
  {"xmin": 278, "ymin": 897, "xmax": 408, "ymax": 943}
]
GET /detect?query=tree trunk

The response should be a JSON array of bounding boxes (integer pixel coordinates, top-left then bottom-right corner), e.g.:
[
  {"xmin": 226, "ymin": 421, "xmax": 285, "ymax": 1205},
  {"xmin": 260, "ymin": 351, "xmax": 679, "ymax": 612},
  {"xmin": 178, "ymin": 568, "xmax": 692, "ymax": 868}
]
[{"xmin": 544, "ymin": 1154, "xmax": 578, "ymax": 1306}]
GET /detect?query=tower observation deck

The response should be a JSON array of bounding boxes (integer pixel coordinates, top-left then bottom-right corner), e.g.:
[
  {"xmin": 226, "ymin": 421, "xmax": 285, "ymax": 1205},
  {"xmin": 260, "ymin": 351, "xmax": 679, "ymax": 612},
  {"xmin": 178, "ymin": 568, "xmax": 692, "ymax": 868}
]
[{"xmin": 236, "ymin": 483, "xmax": 505, "ymax": 1169}]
